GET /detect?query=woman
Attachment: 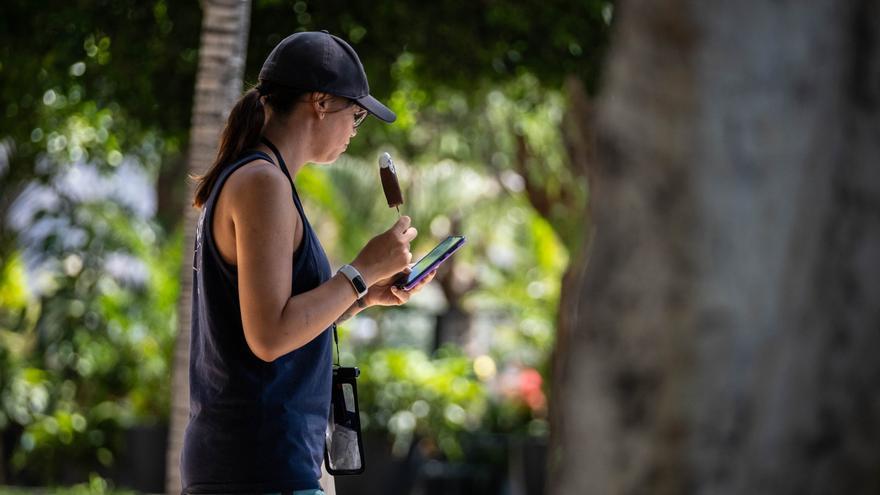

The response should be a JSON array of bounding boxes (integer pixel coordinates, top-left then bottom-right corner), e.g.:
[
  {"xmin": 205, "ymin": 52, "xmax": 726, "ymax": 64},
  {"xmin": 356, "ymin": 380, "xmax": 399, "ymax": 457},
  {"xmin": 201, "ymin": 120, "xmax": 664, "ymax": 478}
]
[{"xmin": 181, "ymin": 31, "xmax": 436, "ymax": 495}]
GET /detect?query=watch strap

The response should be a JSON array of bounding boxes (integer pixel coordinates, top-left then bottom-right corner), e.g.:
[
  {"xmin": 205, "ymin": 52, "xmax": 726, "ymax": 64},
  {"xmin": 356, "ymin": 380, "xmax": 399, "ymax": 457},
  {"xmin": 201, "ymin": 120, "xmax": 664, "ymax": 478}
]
[{"xmin": 339, "ymin": 264, "xmax": 368, "ymax": 299}]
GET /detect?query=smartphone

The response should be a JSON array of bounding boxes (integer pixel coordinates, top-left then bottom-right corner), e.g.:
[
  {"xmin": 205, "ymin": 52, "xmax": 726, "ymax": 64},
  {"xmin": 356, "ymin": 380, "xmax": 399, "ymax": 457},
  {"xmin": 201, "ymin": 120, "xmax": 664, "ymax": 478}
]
[{"xmin": 394, "ymin": 235, "xmax": 466, "ymax": 291}]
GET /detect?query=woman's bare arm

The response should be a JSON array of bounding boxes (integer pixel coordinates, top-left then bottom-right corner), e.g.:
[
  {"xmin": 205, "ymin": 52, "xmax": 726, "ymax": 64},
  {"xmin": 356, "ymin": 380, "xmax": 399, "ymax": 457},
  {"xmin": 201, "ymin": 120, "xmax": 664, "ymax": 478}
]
[{"xmin": 230, "ymin": 163, "xmax": 373, "ymax": 362}]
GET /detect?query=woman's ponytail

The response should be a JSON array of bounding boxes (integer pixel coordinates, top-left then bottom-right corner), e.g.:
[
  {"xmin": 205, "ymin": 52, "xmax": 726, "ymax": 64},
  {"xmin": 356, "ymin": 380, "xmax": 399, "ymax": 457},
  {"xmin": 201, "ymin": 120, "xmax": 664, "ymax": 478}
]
[{"xmin": 191, "ymin": 87, "xmax": 266, "ymax": 208}]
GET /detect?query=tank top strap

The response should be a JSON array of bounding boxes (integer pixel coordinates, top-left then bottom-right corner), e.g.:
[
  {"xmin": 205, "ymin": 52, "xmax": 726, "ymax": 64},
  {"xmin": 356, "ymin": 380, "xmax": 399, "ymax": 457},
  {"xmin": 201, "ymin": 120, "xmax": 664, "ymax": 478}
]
[
  {"xmin": 260, "ymin": 136, "xmax": 307, "ymax": 215},
  {"xmin": 206, "ymin": 150, "xmax": 275, "ymax": 207}
]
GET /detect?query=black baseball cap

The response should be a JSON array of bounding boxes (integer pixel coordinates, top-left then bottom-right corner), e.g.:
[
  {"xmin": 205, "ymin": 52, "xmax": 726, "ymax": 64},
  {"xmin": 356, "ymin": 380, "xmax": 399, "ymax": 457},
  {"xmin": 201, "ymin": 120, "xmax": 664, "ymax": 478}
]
[{"xmin": 259, "ymin": 30, "xmax": 396, "ymax": 123}]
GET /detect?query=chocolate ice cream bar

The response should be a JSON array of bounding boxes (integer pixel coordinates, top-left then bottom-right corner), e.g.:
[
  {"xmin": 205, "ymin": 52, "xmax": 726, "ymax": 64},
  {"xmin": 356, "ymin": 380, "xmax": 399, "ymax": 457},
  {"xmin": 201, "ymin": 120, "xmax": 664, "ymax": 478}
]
[{"xmin": 379, "ymin": 152, "xmax": 404, "ymax": 208}]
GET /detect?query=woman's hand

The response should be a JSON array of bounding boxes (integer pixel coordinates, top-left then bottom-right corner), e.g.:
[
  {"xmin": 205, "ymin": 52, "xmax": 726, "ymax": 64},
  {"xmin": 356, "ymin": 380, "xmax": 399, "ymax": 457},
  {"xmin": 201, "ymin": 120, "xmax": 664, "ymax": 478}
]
[
  {"xmin": 351, "ymin": 216, "xmax": 418, "ymax": 286},
  {"xmin": 364, "ymin": 266, "xmax": 438, "ymax": 307}
]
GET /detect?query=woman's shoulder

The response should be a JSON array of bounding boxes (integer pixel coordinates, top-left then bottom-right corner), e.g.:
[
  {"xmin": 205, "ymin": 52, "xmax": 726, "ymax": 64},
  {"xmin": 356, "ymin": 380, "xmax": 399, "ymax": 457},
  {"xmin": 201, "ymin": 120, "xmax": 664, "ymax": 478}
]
[
  {"xmin": 222, "ymin": 158, "xmax": 294, "ymax": 215},
  {"xmin": 225, "ymin": 157, "xmax": 289, "ymax": 196}
]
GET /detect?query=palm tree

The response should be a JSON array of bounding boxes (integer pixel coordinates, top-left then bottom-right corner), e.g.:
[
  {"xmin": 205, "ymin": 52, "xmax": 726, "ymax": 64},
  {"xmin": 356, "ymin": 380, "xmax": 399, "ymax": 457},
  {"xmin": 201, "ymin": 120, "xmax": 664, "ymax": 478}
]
[{"xmin": 165, "ymin": 1, "xmax": 252, "ymax": 493}]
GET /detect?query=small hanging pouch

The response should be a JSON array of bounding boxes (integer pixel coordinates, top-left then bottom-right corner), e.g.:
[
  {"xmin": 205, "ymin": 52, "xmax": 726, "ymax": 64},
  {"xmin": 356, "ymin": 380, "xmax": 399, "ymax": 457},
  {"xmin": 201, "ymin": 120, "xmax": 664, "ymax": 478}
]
[{"xmin": 324, "ymin": 325, "xmax": 366, "ymax": 475}]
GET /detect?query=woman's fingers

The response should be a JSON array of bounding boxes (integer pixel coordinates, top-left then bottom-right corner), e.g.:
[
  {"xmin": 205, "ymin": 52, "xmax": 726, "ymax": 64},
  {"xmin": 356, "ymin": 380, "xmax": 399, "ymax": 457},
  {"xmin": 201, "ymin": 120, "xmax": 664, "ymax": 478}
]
[
  {"xmin": 422, "ymin": 269, "xmax": 438, "ymax": 284},
  {"xmin": 403, "ymin": 228, "xmax": 418, "ymax": 243},
  {"xmin": 392, "ymin": 215, "xmax": 412, "ymax": 235},
  {"xmin": 389, "ymin": 268, "xmax": 437, "ymax": 304},
  {"xmin": 410, "ymin": 269, "xmax": 437, "ymax": 292},
  {"xmin": 391, "ymin": 286, "xmax": 409, "ymax": 304}
]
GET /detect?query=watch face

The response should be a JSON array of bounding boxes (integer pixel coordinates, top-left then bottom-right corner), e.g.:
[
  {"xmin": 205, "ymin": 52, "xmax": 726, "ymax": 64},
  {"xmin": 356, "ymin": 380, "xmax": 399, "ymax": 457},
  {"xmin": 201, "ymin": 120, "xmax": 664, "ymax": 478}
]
[{"xmin": 352, "ymin": 276, "xmax": 367, "ymax": 294}]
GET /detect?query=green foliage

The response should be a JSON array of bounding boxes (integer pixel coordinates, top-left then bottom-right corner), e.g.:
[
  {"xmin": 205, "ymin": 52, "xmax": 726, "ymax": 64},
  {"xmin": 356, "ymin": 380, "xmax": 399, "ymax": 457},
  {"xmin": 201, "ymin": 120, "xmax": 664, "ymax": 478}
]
[
  {"xmin": 1, "ymin": 5, "xmax": 185, "ymax": 476},
  {"xmin": 0, "ymin": 195, "xmax": 180, "ymax": 480},
  {"xmin": 249, "ymin": 0, "xmax": 612, "ymax": 96},
  {"xmin": 0, "ymin": 252, "xmax": 40, "ymax": 359},
  {"xmin": 356, "ymin": 347, "xmax": 487, "ymax": 460},
  {"xmin": 0, "ymin": 0, "xmax": 198, "ymax": 266},
  {"xmin": 0, "ymin": 0, "xmax": 200, "ymax": 153},
  {"xmin": 0, "ymin": 473, "xmax": 137, "ymax": 495},
  {"xmin": 1, "ymin": 12, "xmax": 189, "ymax": 472}
]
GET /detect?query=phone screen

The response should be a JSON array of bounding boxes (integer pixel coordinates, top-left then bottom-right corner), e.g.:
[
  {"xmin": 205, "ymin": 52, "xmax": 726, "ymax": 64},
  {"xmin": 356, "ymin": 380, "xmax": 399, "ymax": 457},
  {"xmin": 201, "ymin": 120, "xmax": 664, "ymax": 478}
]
[{"xmin": 396, "ymin": 236, "xmax": 465, "ymax": 289}]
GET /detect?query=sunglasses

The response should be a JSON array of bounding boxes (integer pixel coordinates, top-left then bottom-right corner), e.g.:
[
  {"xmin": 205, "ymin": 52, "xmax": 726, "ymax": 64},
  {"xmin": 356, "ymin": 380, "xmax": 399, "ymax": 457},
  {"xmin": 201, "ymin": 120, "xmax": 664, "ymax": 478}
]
[
  {"xmin": 300, "ymin": 95, "xmax": 370, "ymax": 128},
  {"xmin": 352, "ymin": 103, "xmax": 368, "ymax": 129}
]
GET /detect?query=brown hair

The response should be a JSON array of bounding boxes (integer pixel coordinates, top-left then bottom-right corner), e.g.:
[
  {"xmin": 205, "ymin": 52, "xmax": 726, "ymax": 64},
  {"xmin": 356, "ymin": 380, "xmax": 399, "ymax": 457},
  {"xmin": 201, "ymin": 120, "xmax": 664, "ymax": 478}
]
[{"xmin": 191, "ymin": 82, "xmax": 304, "ymax": 208}]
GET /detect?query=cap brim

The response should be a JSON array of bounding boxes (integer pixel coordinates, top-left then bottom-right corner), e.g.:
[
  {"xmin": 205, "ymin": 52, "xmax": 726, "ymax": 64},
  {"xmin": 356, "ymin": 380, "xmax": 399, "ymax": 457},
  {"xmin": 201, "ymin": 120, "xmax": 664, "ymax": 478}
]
[{"xmin": 355, "ymin": 94, "xmax": 397, "ymax": 123}]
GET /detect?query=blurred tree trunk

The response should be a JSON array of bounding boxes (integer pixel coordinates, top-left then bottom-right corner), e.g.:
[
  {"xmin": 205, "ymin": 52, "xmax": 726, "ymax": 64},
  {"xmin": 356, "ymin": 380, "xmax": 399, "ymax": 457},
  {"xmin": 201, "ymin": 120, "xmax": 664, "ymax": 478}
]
[
  {"xmin": 165, "ymin": 1, "xmax": 252, "ymax": 494},
  {"xmin": 155, "ymin": 153, "xmax": 188, "ymax": 233},
  {"xmin": 519, "ymin": 78, "xmax": 596, "ymax": 478},
  {"xmin": 547, "ymin": 74, "xmax": 596, "ymax": 485},
  {"xmin": 549, "ymin": 0, "xmax": 880, "ymax": 494}
]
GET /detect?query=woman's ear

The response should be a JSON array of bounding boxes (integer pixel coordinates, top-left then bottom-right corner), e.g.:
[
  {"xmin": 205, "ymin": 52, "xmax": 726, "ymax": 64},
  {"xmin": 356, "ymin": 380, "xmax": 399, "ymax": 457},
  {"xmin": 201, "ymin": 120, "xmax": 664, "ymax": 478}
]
[{"xmin": 311, "ymin": 92, "xmax": 332, "ymax": 119}]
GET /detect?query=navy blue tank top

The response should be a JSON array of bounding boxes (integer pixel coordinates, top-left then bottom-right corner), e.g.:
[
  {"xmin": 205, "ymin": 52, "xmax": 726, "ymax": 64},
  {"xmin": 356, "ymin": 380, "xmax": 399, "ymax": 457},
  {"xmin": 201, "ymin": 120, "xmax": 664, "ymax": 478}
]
[{"xmin": 181, "ymin": 139, "xmax": 334, "ymax": 493}]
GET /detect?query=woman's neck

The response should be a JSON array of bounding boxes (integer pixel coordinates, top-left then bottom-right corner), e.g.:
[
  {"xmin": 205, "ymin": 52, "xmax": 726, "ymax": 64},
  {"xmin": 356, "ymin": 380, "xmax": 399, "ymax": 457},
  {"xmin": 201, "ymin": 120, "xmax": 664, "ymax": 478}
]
[{"xmin": 259, "ymin": 117, "xmax": 314, "ymax": 180}]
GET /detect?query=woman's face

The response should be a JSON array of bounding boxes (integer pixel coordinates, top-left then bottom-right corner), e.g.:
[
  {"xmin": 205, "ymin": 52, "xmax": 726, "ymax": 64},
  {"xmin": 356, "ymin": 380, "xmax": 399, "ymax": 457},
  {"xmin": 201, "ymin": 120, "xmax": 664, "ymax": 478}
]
[{"xmin": 311, "ymin": 95, "xmax": 367, "ymax": 163}]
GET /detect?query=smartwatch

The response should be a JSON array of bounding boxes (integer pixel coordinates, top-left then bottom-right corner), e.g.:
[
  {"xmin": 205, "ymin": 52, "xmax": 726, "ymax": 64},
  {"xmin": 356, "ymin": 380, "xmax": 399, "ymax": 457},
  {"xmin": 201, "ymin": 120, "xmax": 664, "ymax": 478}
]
[{"xmin": 338, "ymin": 264, "xmax": 368, "ymax": 307}]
